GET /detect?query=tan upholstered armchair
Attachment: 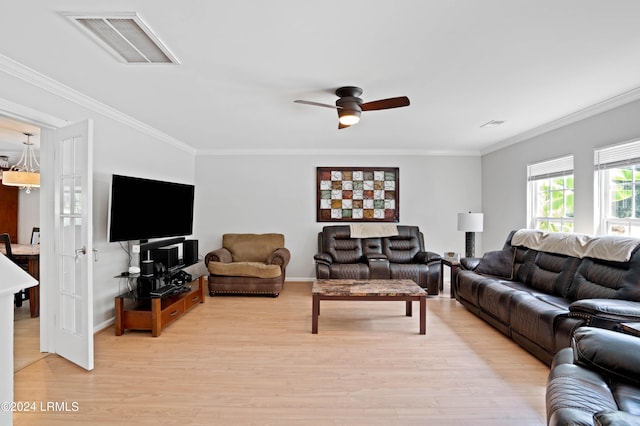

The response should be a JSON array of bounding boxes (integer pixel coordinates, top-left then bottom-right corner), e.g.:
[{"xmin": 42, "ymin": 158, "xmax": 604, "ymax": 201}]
[{"xmin": 204, "ymin": 233, "xmax": 291, "ymax": 296}]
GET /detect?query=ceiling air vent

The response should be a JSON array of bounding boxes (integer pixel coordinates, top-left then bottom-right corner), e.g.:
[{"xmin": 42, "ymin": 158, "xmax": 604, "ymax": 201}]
[{"xmin": 64, "ymin": 12, "xmax": 180, "ymax": 64}]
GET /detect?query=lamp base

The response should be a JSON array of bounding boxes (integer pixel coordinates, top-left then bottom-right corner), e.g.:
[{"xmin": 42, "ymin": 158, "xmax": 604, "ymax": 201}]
[{"xmin": 464, "ymin": 232, "xmax": 476, "ymax": 258}]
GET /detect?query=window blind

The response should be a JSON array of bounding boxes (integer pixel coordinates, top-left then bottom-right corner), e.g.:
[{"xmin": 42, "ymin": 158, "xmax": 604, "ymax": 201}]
[
  {"xmin": 594, "ymin": 139, "xmax": 640, "ymax": 170},
  {"xmin": 528, "ymin": 155, "xmax": 574, "ymax": 181}
]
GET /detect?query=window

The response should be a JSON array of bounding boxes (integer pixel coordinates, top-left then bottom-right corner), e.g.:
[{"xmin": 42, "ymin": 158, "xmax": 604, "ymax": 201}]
[
  {"xmin": 527, "ymin": 156, "xmax": 574, "ymax": 232},
  {"xmin": 595, "ymin": 139, "xmax": 640, "ymax": 236}
]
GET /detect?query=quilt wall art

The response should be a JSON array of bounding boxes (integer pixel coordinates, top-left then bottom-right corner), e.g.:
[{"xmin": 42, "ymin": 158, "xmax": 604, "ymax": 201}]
[{"xmin": 316, "ymin": 167, "xmax": 399, "ymax": 222}]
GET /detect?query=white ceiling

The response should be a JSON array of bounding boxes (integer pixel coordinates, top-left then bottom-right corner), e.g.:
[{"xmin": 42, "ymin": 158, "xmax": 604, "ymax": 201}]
[{"xmin": 2, "ymin": 1, "xmax": 640, "ymax": 159}]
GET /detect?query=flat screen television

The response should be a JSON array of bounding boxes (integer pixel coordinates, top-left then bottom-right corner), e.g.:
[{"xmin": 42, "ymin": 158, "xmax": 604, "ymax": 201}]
[{"xmin": 108, "ymin": 174, "xmax": 195, "ymax": 242}]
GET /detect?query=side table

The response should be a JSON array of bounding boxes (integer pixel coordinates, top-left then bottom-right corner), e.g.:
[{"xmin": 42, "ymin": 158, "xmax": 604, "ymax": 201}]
[{"xmin": 440, "ymin": 257, "xmax": 460, "ymax": 298}]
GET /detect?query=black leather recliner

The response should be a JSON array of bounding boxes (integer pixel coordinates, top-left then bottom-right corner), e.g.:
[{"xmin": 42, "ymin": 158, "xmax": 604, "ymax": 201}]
[
  {"xmin": 546, "ymin": 327, "xmax": 640, "ymax": 425},
  {"xmin": 313, "ymin": 225, "xmax": 441, "ymax": 295}
]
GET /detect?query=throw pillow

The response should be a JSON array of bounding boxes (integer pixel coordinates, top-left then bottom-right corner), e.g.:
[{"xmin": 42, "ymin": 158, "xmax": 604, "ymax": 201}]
[{"xmin": 474, "ymin": 248, "xmax": 516, "ymax": 280}]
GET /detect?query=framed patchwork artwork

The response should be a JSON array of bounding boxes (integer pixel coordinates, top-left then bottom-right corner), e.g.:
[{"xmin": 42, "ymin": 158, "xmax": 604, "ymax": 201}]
[{"xmin": 316, "ymin": 167, "xmax": 399, "ymax": 222}]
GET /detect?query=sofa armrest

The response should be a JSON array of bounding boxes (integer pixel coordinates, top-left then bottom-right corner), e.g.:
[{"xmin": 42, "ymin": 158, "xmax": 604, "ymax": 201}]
[
  {"xmin": 459, "ymin": 257, "xmax": 481, "ymax": 271},
  {"xmin": 365, "ymin": 253, "xmax": 388, "ymax": 262},
  {"xmin": 572, "ymin": 327, "xmax": 640, "ymax": 386},
  {"xmin": 267, "ymin": 247, "xmax": 291, "ymax": 269},
  {"xmin": 593, "ymin": 410, "xmax": 640, "ymax": 426},
  {"xmin": 313, "ymin": 252, "xmax": 333, "ymax": 266},
  {"xmin": 569, "ymin": 299, "xmax": 640, "ymax": 329},
  {"xmin": 413, "ymin": 251, "xmax": 441, "ymax": 264},
  {"xmin": 364, "ymin": 253, "xmax": 390, "ymax": 279},
  {"xmin": 204, "ymin": 248, "xmax": 232, "ymax": 265}
]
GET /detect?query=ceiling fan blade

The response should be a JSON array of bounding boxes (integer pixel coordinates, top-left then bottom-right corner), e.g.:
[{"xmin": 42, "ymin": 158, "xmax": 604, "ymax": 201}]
[
  {"xmin": 361, "ymin": 96, "xmax": 410, "ymax": 111},
  {"xmin": 294, "ymin": 100, "xmax": 340, "ymax": 109},
  {"xmin": 338, "ymin": 122, "xmax": 351, "ymax": 130}
]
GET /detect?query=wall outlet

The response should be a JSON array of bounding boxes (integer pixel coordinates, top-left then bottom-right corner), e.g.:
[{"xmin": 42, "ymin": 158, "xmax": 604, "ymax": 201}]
[{"xmin": 131, "ymin": 244, "xmax": 140, "ymax": 254}]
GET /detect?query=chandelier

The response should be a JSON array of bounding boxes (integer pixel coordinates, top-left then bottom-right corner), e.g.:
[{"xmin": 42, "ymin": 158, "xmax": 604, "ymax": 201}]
[{"xmin": 1, "ymin": 132, "xmax": 40, "ymax": 193}]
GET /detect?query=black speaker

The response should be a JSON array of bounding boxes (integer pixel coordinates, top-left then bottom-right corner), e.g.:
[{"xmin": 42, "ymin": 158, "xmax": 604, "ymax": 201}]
[
  {"xmin": 141, "ymin": 259, "xmax": 154, "ymax": 276},
  {"xmin": 152, "ymin": 246, "xmax": 179, "ymax": 269},
  {"xmin": 137, "ymin": 276, "xmax": 156, "ymax": 297},
  {"xmin": 183, "ymin": 239, "xmax": 198, "ymax": 266}
]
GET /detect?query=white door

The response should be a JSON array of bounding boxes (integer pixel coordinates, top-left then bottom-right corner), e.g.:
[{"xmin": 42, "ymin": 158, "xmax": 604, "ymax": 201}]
[{"xmin": 47, "ymin": 120, "xmax": 94, "ymax": 371}]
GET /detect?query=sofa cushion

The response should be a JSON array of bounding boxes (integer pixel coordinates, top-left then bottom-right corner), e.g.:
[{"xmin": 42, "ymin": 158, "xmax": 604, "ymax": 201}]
[
  {"xmin": 528, "ymin": 252, "xmax": 581, "ymax": 297},
  {"xmin": 382, "ymin": 228, "xmax": 422, "ymax": 263},
  {"xmin": 567, "ymin": 257, "xmax": 637, "ymax": 301},
  {"xmin": 514, "ymin": 247, "xmax": 537, "ymax": 283},
  {"xmin": 475, "ymin": 248, "xmax": 516, "ymax": 279},
  {"xmin": 477, "ymin": 280, "xmax": 519, "ymax": 324},
  {"xmin": 456, "ymin": 270, "xmax": 492, "ymax": 306},
  {"xmin": 509, "ymin": 292, "xmax": 567, "ymax": 353},
  {"xmin": 223, "ymin": 233, "xmax": 285, "ymax": 263},
  {"xmin": 208, "ymin": 261, "xmax": 282, "ymax": 279},
  {"xmin": 322, "ymin": 226, "xmax": 364, "ymax": 263}
]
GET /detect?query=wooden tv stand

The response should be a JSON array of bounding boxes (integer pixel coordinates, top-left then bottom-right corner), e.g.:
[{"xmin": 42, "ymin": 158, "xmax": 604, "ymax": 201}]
[{"xmin": 114, "ymin": 275, "xmax": 205, "ymax": 337}]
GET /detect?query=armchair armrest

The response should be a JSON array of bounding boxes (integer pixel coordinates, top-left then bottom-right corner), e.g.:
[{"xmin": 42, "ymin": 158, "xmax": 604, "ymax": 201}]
[
  {"xmin": 413, "ymin": 251, "xmax": 441, "ymax": 264},
  {"xmin": 313, "ymin": 252, "xmax": 333, "ymax": 266},
  {"xmin": 569, "ymin": 299, "xmax": 640, "ymax": 330},
  {"xmin": 267, "ymin": 248, "xmax": 291, "ymax": 269},
  {"xmin": 204, "ymin": 247, "xmax": 232, "ymax": 265}
]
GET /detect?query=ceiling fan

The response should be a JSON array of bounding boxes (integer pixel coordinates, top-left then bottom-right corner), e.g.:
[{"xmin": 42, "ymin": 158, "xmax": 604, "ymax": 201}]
[{"xmin": 294, "ymin": 86, "xmax": 410, "ymax": 129}]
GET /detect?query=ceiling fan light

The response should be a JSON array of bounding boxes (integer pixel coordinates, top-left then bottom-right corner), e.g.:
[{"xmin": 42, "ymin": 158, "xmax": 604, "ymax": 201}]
[{"xmin": 338, "ymin": 109, "xmax": 361, "ymax": 126}]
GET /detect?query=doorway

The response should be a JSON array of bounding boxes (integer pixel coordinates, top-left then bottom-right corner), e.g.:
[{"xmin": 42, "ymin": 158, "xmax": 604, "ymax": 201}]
[
  {"xmin": 0, "ymin": 117, "xmax": 45, "ymax": 372},
  {"xmin": 0, "ymin": 103, "xmax": 95, "ymax": 372}
]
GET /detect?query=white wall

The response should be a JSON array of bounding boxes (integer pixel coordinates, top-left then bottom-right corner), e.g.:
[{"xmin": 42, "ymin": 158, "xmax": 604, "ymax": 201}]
[
  {"xmin": 91, "ymin": 116, "xmax": 194, "ymax": 328},
  {"xmin": 482, "ymin": 98, "xmax": 640, "ymax": 251},
  {"xmin": 0, "ymin": 70, "xmax": 195, "ymax": 329},
  {"xmin": 17, "ymin": 190, "xmax": 38, "ymax": 244},
  {"xmin": 194, "ymin": 154, "xmax": 482, "ymax": 280}
]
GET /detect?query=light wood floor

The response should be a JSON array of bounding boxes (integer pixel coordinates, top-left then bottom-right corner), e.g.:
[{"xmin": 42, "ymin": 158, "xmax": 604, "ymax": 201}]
[
  {"xmin": 14, "ymin": 302, "xmax": 49, "ymax": 372},
  {"xmin": 13, "ymin": 281, "xmax": 548, "ymax": 425}
]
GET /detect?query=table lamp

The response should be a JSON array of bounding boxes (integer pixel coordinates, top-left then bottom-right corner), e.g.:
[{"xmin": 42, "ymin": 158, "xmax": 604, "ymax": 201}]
[{"xmin": 457, "ymin": 212, "xmax": 484, "ymax": 257}]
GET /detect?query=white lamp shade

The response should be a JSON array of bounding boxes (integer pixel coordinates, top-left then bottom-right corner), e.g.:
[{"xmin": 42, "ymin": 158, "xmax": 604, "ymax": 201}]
[
  {"xmin": 457, "ymin": 212, "xmax": 484, "ymax": 232},
  {"xmin": 1, "ymin": 170, "xmax": 40, "ymax": 187}
]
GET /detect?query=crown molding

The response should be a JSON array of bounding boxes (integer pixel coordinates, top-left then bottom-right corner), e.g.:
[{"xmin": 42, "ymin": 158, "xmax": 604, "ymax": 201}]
[
  {"xmin": 0, "ymin": 97, "xmax": 68, "ymax": 129},
  {"xmin": 196, "ymin": 148, "xmax": 482, "ymax": 157},
  {"xmin": 0, "ymin": 54, "xmax": 195, "ymax": 155},
  {"xmin": 481, "ymin": 86, "xmax": 640, "ymax": 155},
  {"xmin": 7, "ymin": 51, "xmax": 634, "ymax": 160}
]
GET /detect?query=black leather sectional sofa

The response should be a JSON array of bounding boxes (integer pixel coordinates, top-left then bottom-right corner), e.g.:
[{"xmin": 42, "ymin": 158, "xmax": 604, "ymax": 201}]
[{"xmin": 454, "ymin": 229, "xmax": 640, "ymax": 366}]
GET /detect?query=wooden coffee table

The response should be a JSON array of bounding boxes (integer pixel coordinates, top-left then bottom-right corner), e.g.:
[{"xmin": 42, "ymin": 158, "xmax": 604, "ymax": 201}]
[{"xmin": 311, "ymin": 279, "xmax": 426, "ymax": 334}]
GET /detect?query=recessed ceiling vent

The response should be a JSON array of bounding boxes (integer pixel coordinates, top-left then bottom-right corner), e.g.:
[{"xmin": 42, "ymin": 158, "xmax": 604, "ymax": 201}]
[{"xmin": 64, "ymin": 12, "xmax": 180, "ymax": 64}]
